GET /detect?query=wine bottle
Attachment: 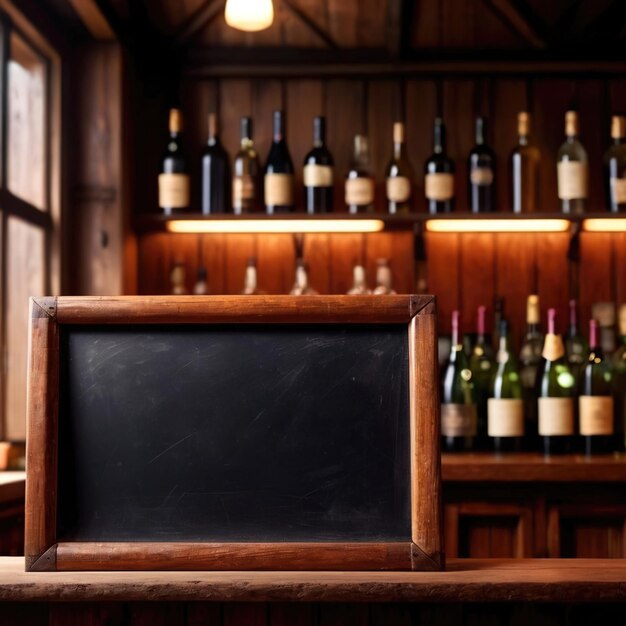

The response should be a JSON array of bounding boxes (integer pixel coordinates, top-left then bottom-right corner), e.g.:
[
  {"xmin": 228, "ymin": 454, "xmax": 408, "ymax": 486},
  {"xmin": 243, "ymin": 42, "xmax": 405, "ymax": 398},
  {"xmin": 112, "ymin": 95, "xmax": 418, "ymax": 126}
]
[
  {"xmin": 425, "ymin": 118, "xmax": 455, "ymax": 214},
  {"xmin": 510, "ymin": 111, "xmax": 541, "ymax": 213},
  {"xmin": 192, "ymin": 267, "xmax": 209, "ymax": 295},
  {"xmin": 386, "ymin": 122, "xmax": 413, "ymax": 214},
  {"xmin": 469, "ymin": 305, "xmax": 494, "ymax": 446},
  {"xmin": 303, "ymin": 116, "xmax": 333, "ymax": 214},
  {"xmin": 201, "ymin": 113, "xmax": 231, "ymax": 214},
  {"xmin": 492, "ymin": 296, "xmax": 505, "ymax": 352},
  {"xmin": 468, "ymin": 117, "xmax": 496, "ymax": 213},
  {"xmin": 612, "ymin": 304, "xmax": 626, "ymax": 452},
  {"xmin": 347, "ymin": 264, "xmax": 371, "ymax": 295},
  {"xmin": 489, "ymin": 319, "xmax": 524, "ymax": 453},
  {"xmin": 290, "ymin": 259, "xmax": 318, "ymax": 295},
  {"xmin": 519, "ymin": 294, "xmax": 543, "ymax": 447},
  {"xmin": 170, "ymin": 260, "xmax": 188, "ymax": 295},
  {"xmin": 345, "ymin": 135, "xmax": 375, "ymax": 214},
  {"xmin": 537, "ymin": 308, "xmax": 576, "ymax": 456},
  {"xmin": 603, "ymin": 115, "xmax": 626, "ymax": 213},
  {"xmin": 159, "ymin": 108, "xmax": 190, "ymax": 215},
  {"xmin": 241, "ymin": 257, "xmax": 264, "ymax": 295},
  {"xmin": 557, "ymin": 110, "xmax": 588, "ymax": 215},
  {"xmin": 264, "ymin": 110, "xmax": 295, "ymax": 214},
  {"xmin": 233, "ymin": 117, "xmax": 262, "ymax": 214},
  {"xmin": 565, "ymin": 299, "xmax": 589, "ymax": 383},
  {"xmin": 579, "ymin": 319, "xmax": 614, "ymax": 455},
  {"xmin": 372, "ymin": 259, "xmax": 396, "ymax": 295},
  {"xmin": 442, "ymin": 310, "xmax": 477, "ymax": 452}
]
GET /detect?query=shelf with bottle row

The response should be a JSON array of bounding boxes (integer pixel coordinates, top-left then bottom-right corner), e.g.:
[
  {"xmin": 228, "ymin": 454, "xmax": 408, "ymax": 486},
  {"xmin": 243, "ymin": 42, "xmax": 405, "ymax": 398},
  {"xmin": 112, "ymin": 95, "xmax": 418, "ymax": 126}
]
[{"xmin": 135, "ymin": 212, "xmax": 626, "ymax": 235}]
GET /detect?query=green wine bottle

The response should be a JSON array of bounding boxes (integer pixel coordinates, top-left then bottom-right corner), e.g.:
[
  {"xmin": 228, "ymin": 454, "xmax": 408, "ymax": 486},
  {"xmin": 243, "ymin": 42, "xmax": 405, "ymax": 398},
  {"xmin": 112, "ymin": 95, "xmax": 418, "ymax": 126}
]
[
  {"xmin": 469, "ymin": 305, "xmax": 494, "ymax": 447},
  {"xmin": 441, "ymin": 310, "xmax": 477, "ymax": 452},
  {"xmin": 488, "ymin": 319, "xmax": 524, "ymax": 453},
  {"xmin": 612, "ymin": 304, "xmax": 626, "ymax": 452},
  {"xmin": 537, "ymin": 308, "xmax": 576, "ymax": 456},
  {"xmin": 579, "ymin": 319, "xmax": 614, "ymax": 455},
  {"xmin": 566, "ymin": 299, "xmax": 589, "ymax": 383}
]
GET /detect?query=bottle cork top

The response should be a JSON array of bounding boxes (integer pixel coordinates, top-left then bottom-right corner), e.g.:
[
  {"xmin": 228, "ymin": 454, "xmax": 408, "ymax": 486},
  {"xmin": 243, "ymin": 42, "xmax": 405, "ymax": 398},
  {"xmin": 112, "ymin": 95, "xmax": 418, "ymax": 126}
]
[
  {"xmin": 527, "ymin": 294, "xmax": 540, "ymax": 324},
  {"xmin": 565, "ymin": 110, "xmax": 578, "ymax": 136},
  {"xmin": 393, "ymin": 122, "xmax": 405, "ymax": 144},
  {"xmin": 611, "ymin": 115, "xmax": 626, "ymax": 140},
  {"xmin": 169, "ymin": 108, "xmax": 183, "ymax": 133},
  {"xmin": 518, "ymin": 111, "xmax": 531, "ymax": 136}
]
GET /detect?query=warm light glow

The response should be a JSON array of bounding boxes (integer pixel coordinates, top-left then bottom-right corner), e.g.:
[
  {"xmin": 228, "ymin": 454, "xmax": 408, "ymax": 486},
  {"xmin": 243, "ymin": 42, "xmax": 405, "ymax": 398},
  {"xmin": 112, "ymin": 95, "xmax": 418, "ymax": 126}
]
[
  {"xmin": 583, "ymin": 218, "xmax": 626, "ymax": 232},
  {"xmin": 225, "ymin": 0, "xmax": 274, "ymax": 32},
  {"xmin": 166, "ymin": 219, "xmax": 385, "ymax": 234},
  {"xmin": 425, "ymin": 219, "xmax": 571, "ymax": 233}
]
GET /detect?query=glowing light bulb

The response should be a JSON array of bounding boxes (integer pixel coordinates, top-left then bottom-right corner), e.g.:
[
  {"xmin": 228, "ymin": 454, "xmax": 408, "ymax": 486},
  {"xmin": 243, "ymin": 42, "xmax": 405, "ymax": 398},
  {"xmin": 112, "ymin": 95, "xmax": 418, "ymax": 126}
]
[{"xmin": 225, "ymin": 0, "xmax": 274, "ymax": 32}]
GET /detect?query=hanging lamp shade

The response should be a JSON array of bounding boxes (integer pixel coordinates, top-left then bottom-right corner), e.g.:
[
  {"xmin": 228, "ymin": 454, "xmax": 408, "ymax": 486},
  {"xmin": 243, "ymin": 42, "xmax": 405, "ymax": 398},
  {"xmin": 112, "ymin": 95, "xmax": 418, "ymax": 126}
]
[{"xmin": 225, "ymin": 0, "xmax": 274, "ymax": 32}]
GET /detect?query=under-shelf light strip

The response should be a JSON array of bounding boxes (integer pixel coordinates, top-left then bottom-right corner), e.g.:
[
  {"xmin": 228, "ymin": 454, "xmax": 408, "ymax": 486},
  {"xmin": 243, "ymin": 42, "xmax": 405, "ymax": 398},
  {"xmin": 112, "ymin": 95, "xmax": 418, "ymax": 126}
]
[
  {"xmin": 583, "ymin": 218, "xmax": 626, "ymax": 232},
  {"xmin": 425, "ymin": 219, "xmax": 571, "ymax": 233},
  {"xmin": 166, "ymin": 219, "xmax": 386, "ymax": 234}
]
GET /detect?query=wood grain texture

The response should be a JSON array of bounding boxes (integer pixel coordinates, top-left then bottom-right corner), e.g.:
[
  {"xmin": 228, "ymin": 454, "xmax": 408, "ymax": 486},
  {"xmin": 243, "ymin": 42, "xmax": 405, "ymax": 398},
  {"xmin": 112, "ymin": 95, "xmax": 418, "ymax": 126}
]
[{"xmin": 5, "ymin": 558, "xmax": 626, "ymax": 603}]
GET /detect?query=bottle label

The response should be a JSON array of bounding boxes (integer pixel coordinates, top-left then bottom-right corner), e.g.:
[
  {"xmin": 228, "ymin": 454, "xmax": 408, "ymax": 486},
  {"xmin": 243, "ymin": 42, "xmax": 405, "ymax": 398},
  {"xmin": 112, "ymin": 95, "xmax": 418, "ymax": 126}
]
[
  {"xmin": 386, "ymin": 176, "xmax": 411, "ymax": 202},
  {"xmin": 345, "ymin": 177, "xmax": 374, "ymax": 205},
  {"xmin": 610, "ymin": 177, "xmax": 626, "ymax": 204},
  {"xmin": 538, "ymin": 397, "xmax": 574, "ymax": 435},
  {"xmin": 488, "ymin": 398, "xmax": 524, "ymax": 437},
  {"xmin": 159, "ymin": 173, "xmax": 190, "ymax": 208},
  {"xmin": 557, "ymin": 161, "xmax": 588, "ymax": 200},
  {"xmin": 579, "ymin": 395, "xmax": 614, "ymax": 435},
  {"xmin": 265, "ymin": 173, "xmax": 294, "ymax": 206},
  {"xmin": 441, "ymin": 403, "xmax": 477, "ymax": 437},
  {"xmin": 304, "ymin": 164, "xmax": 333, "ymax": 187},
  {"xmin": 233, "ymin": 175, "xmax": 255, "ymax": 204},
  {"xmin": 425, "ymin": 173, "xmax": 454, "ymax": 201},
  {"xmin": 542, "ymin": 334, "xmax": 565, "ymax": 361},
  {"xmin": 470, "ymin": 167, "xmax": 494, "ymax": 186}
]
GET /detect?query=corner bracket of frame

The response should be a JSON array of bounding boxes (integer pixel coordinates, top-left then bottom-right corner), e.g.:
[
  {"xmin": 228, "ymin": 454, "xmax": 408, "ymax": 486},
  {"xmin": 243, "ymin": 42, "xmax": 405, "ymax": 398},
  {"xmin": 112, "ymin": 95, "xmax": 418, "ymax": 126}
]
[
  {"xmin": 410, "ymin": 542, "xmax": 444, "ymax": 571},
  {"xmin": 31, "ymin": 297, "xmax": 57, "ymax": 320},
  {"xmin": 409, "ymin": 295, "xmax": 436, "ymax": 318},
  {"xmin": 26, "ymin": 544, "xmax": 58, "ymax": 572}
]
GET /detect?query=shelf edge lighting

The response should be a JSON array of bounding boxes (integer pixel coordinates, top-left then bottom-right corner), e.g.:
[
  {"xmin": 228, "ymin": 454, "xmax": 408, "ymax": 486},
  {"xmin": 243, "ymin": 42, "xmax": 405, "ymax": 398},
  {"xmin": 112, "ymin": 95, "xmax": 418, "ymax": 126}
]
[
  {"xmin": 165, "ymin": 219, "xmax": 386, "ymax": 234},
  {"xmin": 425, "ymin": 218, "xmax": 571, "ymax": 233},
  {"xmin": 583, "ymin": 218, "xmax": 626, "ymax": 232}
]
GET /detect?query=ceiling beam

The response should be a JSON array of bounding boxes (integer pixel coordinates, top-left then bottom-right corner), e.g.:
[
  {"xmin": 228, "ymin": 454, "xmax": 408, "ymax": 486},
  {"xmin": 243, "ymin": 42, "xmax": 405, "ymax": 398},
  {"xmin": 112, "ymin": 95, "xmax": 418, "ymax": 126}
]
[
  {"xmin": 282, "ymin": 0, "xmax": 338, "ymax": 49},
  {"xmin": 173, "ymin": 0, "xmax": 225, "ymax": 47},
  {"xmin": 482, "ymin": 0, "xmax": 545, "ymax": 49},
  {"xmin": 67, "ymin": 0, "xmax": 115, "ymax": 40}
]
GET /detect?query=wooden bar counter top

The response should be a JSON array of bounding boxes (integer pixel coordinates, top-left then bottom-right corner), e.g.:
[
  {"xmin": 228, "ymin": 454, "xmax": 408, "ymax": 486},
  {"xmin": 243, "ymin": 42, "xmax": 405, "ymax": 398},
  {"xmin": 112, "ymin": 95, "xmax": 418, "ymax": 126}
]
[{"xmin": 1, "ymin": 557, "xmax": 626, "ymax": 603}]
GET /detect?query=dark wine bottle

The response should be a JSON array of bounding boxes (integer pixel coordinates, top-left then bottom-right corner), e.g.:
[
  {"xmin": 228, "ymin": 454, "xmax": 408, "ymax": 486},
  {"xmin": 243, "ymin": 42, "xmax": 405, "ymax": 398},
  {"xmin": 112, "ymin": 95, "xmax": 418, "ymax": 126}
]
[
  {"xmin": 557, "ymin": 110, "xmax": 588, "ymax": 215},
  {"xmin": 579, "ymin": 319, "xmax": 614, "ymax": 455},
  {"xmin": 565, "ymin": 299, "xmax": 589, "ymax": 384},
  {"xmin": 303, "ymin": 116, "xmax": 333, "ymax": 214},
  {"xmin": 537, "ymin": 308, "xmax": 576, "ymax": 456},
  {"xmin": 201, "ymin": 113, "xmax": 231, "ymax": 214},
  {"xmin": 345, "ymin": 135, "xmax": 375, "ymax": 214},
  {"xmin": 233, "ymin": 117, "xmax": 262, "ymax": 214},
  {"xmin": 469, "ymin": 305, "xmax": 494, "ymax": 447},
  {"xmin": 386, "ymin": 122, "xmax": 413, "ymax": 214},
  {"xmin": 603, "ymin": 115, "xmax": 626, "ymax": 213},
  {"xmin": 159, "ymin": 108, "xmax": 190, "ymax": 215},
  {"xmin": 468, "ymin": 117, "xmax": 496, "ymax": 213},
  {"xmin": 425, "ymin": 118, "xmax": 455, "ymax": 214},
  {"xmin": 612, "ymin": 304, "xmax": 626, "ymax": 452},
  {"xmin": 489, "ymin": 319, "xmax": 524, "ymax": 453},
  {"xmin": 510, "ymin": 111, "xmax": 541, "ymax": 213},
  {"xmin": 442, "ymin": 310, "xmax": 477, "ymax": 452},
  {"xmin": 264, "ymin": 110, "xmax": 294, "ymax": 214}
]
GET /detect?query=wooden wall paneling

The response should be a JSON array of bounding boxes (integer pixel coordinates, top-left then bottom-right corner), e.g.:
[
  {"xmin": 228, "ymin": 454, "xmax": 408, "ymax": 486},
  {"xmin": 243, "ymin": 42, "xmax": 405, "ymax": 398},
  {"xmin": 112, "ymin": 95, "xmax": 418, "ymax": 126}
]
[
  {"xmin": 459, "ymin": 234, "xmax": 495, "ymax": 334},
  {"xmin": 536, "ymin": 233, "xmax": 570, "ymax": 325},
  {"xmin": 363, "ymin": 232, "xmax": 415, "ymax": 294},
  {"xmin": 491, "ymin": 80, "xmax": 528, "ymax": 212},
  {"xmin": 186, "ymin": 603, "xmax": 222, "ymax": 626},
  {"xmin": 200, "ymin": 234, "xmax": 227, "ymax": 294},
  {"xmin": 327, "ymin": 0, "xmax": 358, "ymax": 47},
  {"xmin": 129, "ymin": 603, "xmax": 186, "ymax": 626},
  {"xmin": 317, "ymin": 604, "xmax": 369, "ymax": 626},
  {"xmin": 425, "ymin": 233, "xmax": 460, "ymax": 333},
  {"xmin": 356, "ymin": 0, "xmax": 387, "ymax": 47},
  {"xmin": 365, "ymin": 233, "xmax": 392, "ymax": 292},
  {"xmin": 532, "ymin": 79, "xmax": 572, "ymax": 213},
  {"xmin": 219, "ymin": 80, "xmax": 253, "ymax": 164},
  {"xmin": 404, "ymin": 80, "xmax": 437, "ymax": 212},
  {"xmin": 268, "ymin": 603, "xmax": 316, "ymax": 626},
  {"xmin": 223, "ymin": 603, "xmax": 268, "ymax": 626},
  {"xmin": 252, "ymin": 80, "xmax": 285, "ymax": 172},
  {"xmin": 328, "ymin": 234, "xmax": 364, "ymax": 294},
  {"xmin": 224, "ymin": 234, "xmax": 256, "ymax": 294},
  {"xmin": 411, "ymin": 0, "xmax": 441, "ymax": 47},
  {"xmin": 282, "ymin": 0, "xmax": 329, "ymax": 48},
  {"xmin": 579, "ymin": 233, "xmax": 614, "ymax": 326},
  {"xmin": 257, "ymin": 234, "xmax": 295, "ymax": 294},
  {"xmin": 443, "ymin": 80, "xmax": 475, "ymax": 213},
  {"xmin": 444, "ymin": 504, "xmax": 461, "ymax": 558},
  {"xmin": 614, "ymin": 233, "xmax": 626, "ymax": 305},
  {"xmin": 325, "ymin": 80, "xmax": 365, "ymax": 211},
  {"xmin": 303, "ymin": 234, "xmax": 331, "ymax": 294},
  {"xmin": 441, "ymin": 0, "xmax": 474, "ymax": 47},
  {"xmin": 367, "ymin": 80, "xmax": 401, "ymax": 211},
  {"xmin": 286, "ymin": 80, "xmax": 324, "ymax": 207},
  {"xmin": 495, "ymin": 234, "xmax": 535, "ymax": 352}
]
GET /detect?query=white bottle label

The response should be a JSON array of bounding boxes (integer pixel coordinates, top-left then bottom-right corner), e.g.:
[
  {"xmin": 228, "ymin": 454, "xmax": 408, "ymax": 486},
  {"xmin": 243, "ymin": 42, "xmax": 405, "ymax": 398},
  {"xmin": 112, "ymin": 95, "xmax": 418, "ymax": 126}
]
[
  {"xmin": 487, "ymin": 398, "xmax": 524, "ymax": 437},
  {"xmin": 304, "ymin": 164, "xmax": 333, "ymax": 187},
  {"xmin": 425, "ymin": 173, "xmax": 454, "ymax": 201},
  {"xmin": 470, "ymin": 167, "xmax": 494, "ymax": 186},
  {"xmin": 386, "ymin": 176, "xmax": 411, "ymax": 202},
  {"xmin": 538, "ymin": 397, "xmax": 574, "ymax": 436},
  {"xmin": 610, "ymin": 177, "xmax": 626, "ymax": 204},
  {"xmin": 441, "ymin": 403, "xmax": 477, "ymax": 437},
  {"xmin": 557, "ymin": 161, "xmax": 588, "ymax": 200},
  {"xmin": 265, "ymin": 173, "xmax": 294, "ymax": 206},
  {"xmin": 579, "ymin": 396, "xmax": 614, "ymax": 435},
  {"xmin": 345, "ymin": 177, "xmax": 374, "ymax": 205},
  {"xmin": 159, "ymin": 173, "xmax": 190, "ymax": 208}
]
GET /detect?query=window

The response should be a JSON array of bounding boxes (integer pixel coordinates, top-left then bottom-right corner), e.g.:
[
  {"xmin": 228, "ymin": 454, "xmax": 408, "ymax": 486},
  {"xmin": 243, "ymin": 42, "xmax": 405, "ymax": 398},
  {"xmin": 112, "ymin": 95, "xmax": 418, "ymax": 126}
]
[{"xmin": 0, "ymin": 6, "xmax": 60, "ymax": 441}]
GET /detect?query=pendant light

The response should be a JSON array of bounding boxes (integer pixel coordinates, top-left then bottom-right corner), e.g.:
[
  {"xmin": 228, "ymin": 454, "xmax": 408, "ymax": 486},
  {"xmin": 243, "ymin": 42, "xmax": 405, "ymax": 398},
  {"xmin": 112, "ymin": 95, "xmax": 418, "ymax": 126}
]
[{"xmin": 225, "ymin": 0, "xmax": 274, "ymax": 32}]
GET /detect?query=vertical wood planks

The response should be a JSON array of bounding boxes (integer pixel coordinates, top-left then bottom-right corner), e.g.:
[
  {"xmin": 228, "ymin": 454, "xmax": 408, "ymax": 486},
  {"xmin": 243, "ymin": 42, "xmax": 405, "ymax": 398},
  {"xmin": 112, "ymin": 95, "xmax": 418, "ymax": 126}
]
[
  {"xmin": 459, "ymin": 234, "xmax": 495, "ymax": 333},
  {"xmin": 223, "ymin": 603, "xmax": 267, "ymax": 626},
  {"xmin": 220, "ymin": 80, "xmax": 253, "ymax": 165},
  {"xmin": 579, "ymin": 233, "xmax": 614, "ymax": 325},
  {"xmin": 536, "ymin": 233, "xmax": 570, "ymax": 326},
  {"xmin": 425, "ymin": 233, "xmax": 460, "ymax": 333}
]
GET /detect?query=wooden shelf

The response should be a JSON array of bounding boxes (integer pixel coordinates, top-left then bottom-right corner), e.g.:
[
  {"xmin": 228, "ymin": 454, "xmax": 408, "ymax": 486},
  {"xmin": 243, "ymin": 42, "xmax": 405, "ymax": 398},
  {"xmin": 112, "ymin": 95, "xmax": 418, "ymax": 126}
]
[{"xmin": 442, "ymin": 452, "xmax": 626, "ymax": 482}]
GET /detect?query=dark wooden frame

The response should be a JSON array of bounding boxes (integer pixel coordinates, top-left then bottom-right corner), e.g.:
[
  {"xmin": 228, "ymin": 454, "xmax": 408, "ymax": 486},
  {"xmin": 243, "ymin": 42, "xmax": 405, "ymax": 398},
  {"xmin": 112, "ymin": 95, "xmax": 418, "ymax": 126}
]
[{"xmin": 25, "ymin": 295, "xmax": 442, "ymax": 572}]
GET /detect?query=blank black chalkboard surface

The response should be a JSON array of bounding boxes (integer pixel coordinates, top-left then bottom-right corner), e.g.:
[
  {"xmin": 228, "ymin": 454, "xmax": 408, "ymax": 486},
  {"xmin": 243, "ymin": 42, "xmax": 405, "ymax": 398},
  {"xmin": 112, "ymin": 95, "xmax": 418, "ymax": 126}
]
[{"xmin": 25, "ymin": 295, "xmax": 442, "ymax": 572}]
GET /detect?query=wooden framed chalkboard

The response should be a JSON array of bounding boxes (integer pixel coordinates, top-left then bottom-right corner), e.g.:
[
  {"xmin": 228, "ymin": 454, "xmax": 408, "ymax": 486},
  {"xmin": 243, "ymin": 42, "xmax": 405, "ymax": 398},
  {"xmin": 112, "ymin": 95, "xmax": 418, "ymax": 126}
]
[{"xmin": 25, "ymin": 295, "xmax": 441, "ymax": 572}]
